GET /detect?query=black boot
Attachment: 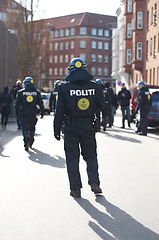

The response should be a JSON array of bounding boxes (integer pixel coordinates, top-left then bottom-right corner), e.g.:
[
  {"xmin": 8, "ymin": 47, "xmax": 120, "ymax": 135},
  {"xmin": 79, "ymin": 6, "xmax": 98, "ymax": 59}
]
[
  {"xmin": 24, "ymin": 137, "xmax": 30, "ymax": 151},
  {"xmin": 91, "ymin": 183, "xmax": 102, "ymax": 194},
  {"xmin": 70, "ymin": 189, "xmax": 81, "ymax": 198}
]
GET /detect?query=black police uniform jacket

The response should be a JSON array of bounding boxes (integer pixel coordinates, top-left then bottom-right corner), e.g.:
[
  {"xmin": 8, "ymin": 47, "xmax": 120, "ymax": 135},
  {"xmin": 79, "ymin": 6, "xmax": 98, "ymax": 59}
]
[
  {"xmin": 136, "ymin": 86, "xmax": 152, "ymax": 112},
  {"xmin": 54, "ymin": 69, "xmax": 105, "ymax": 135},
  {"xmin": 15, "ymin": 84, "xmax": 44, "ymax": 114}
]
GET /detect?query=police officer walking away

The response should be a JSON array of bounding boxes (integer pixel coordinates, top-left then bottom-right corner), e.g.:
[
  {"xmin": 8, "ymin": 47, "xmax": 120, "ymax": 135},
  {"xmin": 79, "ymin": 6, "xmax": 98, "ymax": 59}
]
[
  {"xmin": 49, "ymin": 80, "xmax": 61, "ymax": 112},
  {"xmin": 135, "ymin": 81, "xmax": 152, "ymax": 136},
  {"xmin": 54, "ymin": 58, "xmax": 105, "ymax": 198},
  {"xmin": 15, "ymin": 77, "xmax": 44, "ymax": 150}
]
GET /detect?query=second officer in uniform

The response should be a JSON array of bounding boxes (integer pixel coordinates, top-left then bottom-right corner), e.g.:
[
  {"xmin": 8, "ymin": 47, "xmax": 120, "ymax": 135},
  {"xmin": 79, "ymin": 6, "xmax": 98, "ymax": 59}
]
[
  {"xmin": 15, "ymin": 77, "xmax": 44, "ymax": 150},
  {"xmin": 54, "ymin": 58, "xmax": 105, "ymax": 198}
]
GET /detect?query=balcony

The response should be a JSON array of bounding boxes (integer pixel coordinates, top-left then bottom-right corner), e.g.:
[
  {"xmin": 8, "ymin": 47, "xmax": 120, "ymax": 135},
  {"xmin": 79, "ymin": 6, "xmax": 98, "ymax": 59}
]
[{"xmin": 132, "ymin": 59, "xmax": 143, "ymax": 71}]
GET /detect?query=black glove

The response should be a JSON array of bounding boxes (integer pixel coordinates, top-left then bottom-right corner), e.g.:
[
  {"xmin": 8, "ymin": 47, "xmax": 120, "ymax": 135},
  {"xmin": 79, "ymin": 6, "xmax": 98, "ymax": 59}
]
[{"xmin": 54, "ymin": 133, "xmax": 60, "ymax": 141}]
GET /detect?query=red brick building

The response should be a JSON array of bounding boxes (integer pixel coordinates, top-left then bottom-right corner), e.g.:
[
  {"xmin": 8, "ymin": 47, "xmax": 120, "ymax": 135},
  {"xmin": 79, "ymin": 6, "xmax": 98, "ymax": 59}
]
[
  {"xmin": 146, "ymin": 0, "xmax": 159, "ymax": 85},
  {"xmin": 123, "ymin": 0, "xmax": 147, "ymax": 88},
  {"xmin": 34, "ymin": 12, "xmax": 117, "ymax": 89}
]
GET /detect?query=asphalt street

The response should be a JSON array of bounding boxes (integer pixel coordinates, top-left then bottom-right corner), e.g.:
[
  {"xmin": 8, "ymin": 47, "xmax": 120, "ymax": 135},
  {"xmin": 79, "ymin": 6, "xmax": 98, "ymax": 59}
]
[{"xmin": 0, "ymin": 111, "xmax": 159, "ymax": 240}]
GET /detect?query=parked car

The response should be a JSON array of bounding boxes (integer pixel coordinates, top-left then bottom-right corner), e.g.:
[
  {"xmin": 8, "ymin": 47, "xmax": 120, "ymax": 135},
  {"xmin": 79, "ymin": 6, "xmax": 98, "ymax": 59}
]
[
  {"xmin": 130, "ymin": 84, "xmax": 159, "ymax": 122},
  {"xmin": 148, "ymin": 90, "xmax": 159, "ymax": 126},
  {"xmin": 41, "ymin": 92, "xmax": 50, "ymax": 114}
]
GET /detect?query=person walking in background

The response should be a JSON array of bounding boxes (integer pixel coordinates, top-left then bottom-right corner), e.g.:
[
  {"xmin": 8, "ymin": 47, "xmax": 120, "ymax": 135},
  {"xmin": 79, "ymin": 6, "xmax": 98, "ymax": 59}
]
[
  {"xmin": 12, "ymin": 80, "xmax": 22, "ymax": 130},
  {"xmin": 1, "ymin": 86, "xmax": 13, "ymax": 129},
  {"xmin": 135, "ymin": 81, "xmax": 152, "ymax": 136},
  {"xmin": 118, "ymin": 83, "xmax": 131, "ymax": 128},
  {"xmin": 111, "ymin": 88, "xmax": 118, "ymax": 126}
]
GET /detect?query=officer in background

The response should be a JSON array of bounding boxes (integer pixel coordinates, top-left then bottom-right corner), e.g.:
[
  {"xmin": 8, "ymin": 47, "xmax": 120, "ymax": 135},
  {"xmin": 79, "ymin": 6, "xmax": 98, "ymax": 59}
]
[
  {"xmin": 49, "ymin": 80, "xmax": 61, "ymax": 112},
  {"xmin": 135, "ymin": 81, "xmax": 152, "ymax": 136},
  {"xmin": 54, "ymin": 58, "xmax": 105, "ymax": 198},
  {"xmin": 12, "ymin": 80, "xmax": 22, "ymax": 129},
  {"xmin": 104, "ymin": 82, "xmax": 114, "ymax": 128},
  {"xmin": 95, "ymin": 79, "xmax": 104, "ymax": 131},
  {"xmin": 15, "ymin": 77, "xmax": 44, "ymax": 150}
]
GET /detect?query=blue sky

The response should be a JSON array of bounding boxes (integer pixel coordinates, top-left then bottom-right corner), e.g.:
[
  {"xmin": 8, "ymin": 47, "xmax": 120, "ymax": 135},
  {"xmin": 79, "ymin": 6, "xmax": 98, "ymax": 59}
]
[{"xmin": 32, "ymin": 0, "xmax": 121, "ymax": 20}]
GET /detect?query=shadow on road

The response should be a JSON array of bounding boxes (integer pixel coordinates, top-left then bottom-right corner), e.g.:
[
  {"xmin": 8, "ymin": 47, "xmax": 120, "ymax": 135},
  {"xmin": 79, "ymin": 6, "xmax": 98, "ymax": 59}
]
[
  {"xmin": 100, "ymin": 128, "xmax": 141, "ymax": 143},
  {"xmin": 75, "ymin": 196, "xmax": 159, "ymax": 240},
  {"xmin": 28, "ymin": 148, "xmax": 66, "ymax": 168}
]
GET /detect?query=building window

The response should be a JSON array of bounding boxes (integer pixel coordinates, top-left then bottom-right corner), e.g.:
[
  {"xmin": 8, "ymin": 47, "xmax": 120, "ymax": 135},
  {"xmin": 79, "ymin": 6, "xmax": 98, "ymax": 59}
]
[
  {"xmin": 49, "ymin": 44, "xmax": 53, "ymax": 51},
  {"xmin": 104, "ymin": 30, "xmax": 109, "ymax": 37},
  {"xmin": 97, "ymin": 68, "xmax": 102, "ymax": 76},
  {"xmin": 70, "ymin": 41, "xmax": 74, "ymax": 49},
  {"xmin": 59, "ymin": 68, "xmax": 63, "ymax": 76},
  {"xmin": 80, "ymin": 27, "xmax": 87, "ymax": 35},
  {"xmin": 70, "ymin": 54, "xmax": 74, "ymax": 60},
  {"xmin": 154, "ymin": 4, "xmax": 157, "ymax": 25},
  {"xmin": 91, "ymin": 41, "xmax": 96, "ymax": 49},
  {"xmin": 127, "ymin": 23, "xmax": 132, "ymax": 38},
  {"xmin": 60, "ymin": 42, "xmax": 63, "ymax": 50},
  {"xmin": 49, "ymin": 68, "xmax": 53, "ymax": 76},
  {"xmin": 127, "ymin": 0, "xmax": 132, "ymax": 13},
  {"xmin": 104, "ymin": 55, "xmax": 108, "ymax": 63},
  {"xmin": 153, "ymin": 68, "xmax": 156, "ymax": 84},
  {"xmin": 104, "ymin": 42, "xmax": 109, "ymax": 50},
  {"xmin": 98, "ymin": 42, "xmax": 103, "ymax": 50},
  {"xmin": 65, "ymin": 67, "xmax": 68, "ymax": 75},
  {"xmin": 55, "ymin": 43, "xmax": 58, "ymax": 51},
  {"xmin": 137, "ymin": 12, "xmax": 143, "ymax": 29},
  {"xmin": 98, "ymin": 29, "xmax": 103, "ymax": 37},
  {"xmin": 70, "ymin": 27, "xmax": 76, "ymax": 36},
  {"xmin": 104, "ymin": 68, "xmax": 108, "ymax": 76},
  {"xmin": 98, "ymin": 55, "xmax": 102, "ymax": 63},
  {"xmin": 91, "ymin": 28, "xmax": 97, "ymax": 36},
  {"xmin": 42, "ymin": 37, "xmax": 46, "ymax": 45},
  {"xmin": 127, "ymin": 49, "xmax": 131, "ymax": 64},
  {"xmin": 65, "ymin": 41, "xmax": 69, "ymax": 50},
  {"xmin": 137, "ymin": 42, "xmax": 142, "ymax": 60},
  {"xmin": 55, "ymin": 30, "xmax": 59, "ymax": 38},
  {"xmin": 60, "ymin": 29, "xmax": 64, "ymax": 37},
  {"xmin": 151, "ymin": 7, "xmax": 153, "ymax": 25},
  {"xmin": 49, "ymin": 31, "xmax": 53, "ymax": 38},
  {"xmin": 65, "ymin": 55, "xmax": 69, "ymax": 63},
  {"xmin": 154, "ymin": 35, "xmax": 156, "ymax": 57},
  {"xmin": 11, "ymin": 2, "xmax": 17, "ymax": 8},
  {"xmin": 54, "ymin": 55, "xmax": 58, "ymax": 63},
  {"xmin": 91, "ymin": 54, "xmax": 96, "ymax": 62},
  {"xmin": 13, "ymin": 15, "xmax": 17, "ymax": 23},
  {"xmin": 150, "ymin": 38, "xmax": 153, "ymax": 55},
  {"xmin": 91, "ymin": 67, "xmax": 96, "ymax": 75},
  {"xmin": 60, "ymin": 55, "xmax": 63, "ymax": 63},
  {"xmin": 54, "ymin": 68, "xmax": 58, "ymax": 76},
  {"xmin": 0, "ymin": 12, "xmax": 7, "ymax": 21},
  {"xmin": 80, "ymin": 40, "xmax": 86, "ymax": 49},
  {"xmin": 65, "ymin": 28, "xmax": 69, "ymax": 36},
  {"xmin": 80, "ymin": 54, "xmax": 86, "ymax": 62},
  {"xmin": 157, "ymin": 67, "xmax": 159, "ymax": 85},
  {"xmin": 49, "ymin": 56, "xmax": 53, "ymax": 63}
]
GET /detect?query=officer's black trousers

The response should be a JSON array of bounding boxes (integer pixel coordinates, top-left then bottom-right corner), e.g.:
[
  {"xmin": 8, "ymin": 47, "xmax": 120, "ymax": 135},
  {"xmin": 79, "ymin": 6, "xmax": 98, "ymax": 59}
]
[
  {"xmin": 138, "ymin": 109, "xmax": 149, "ymax": 134},
  {"xmin": 64, "ymin": 121, "xmax": 100, "ymax": 191},
  {"xmin": 21, "ymin": 111, "xmax": 37, "ymax": 145}
]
